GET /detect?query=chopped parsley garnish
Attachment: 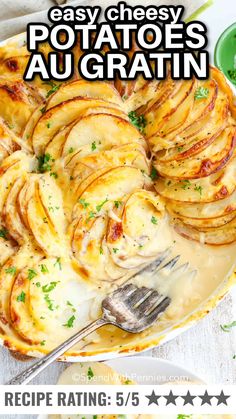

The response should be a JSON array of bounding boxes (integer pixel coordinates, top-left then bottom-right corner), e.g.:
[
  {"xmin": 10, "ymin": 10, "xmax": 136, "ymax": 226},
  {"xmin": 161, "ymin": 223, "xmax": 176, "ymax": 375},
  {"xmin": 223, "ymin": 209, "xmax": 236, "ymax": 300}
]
[
  {"xmin": 181, "ymin": 179, "xmax": 191, "ymax": 190},
  {"xmin": 91, "ymin": 141, "xmax": 97, "ymax": 151},
  {"xmin": 233, "ymin": 354, "xmax": 236, "ymax": 359},
  {"xmin": 228, "ymin": 69, "xmax": 236, "ymax": 81},
  {"xmin": 36, "ymin": 282, "xmax": 41, "ymax": 288},
  {"xmin": 40, "ymin": 264, "xmax": 49, "ymax": 274},
  {"xmin": 87, "ymin": 366, "xmax": 94, "ymax": 380},
  {"xmin": 194, "ymin": 87, "xmax": 209, "ymax": 100},
  {"xmin": 5, "ymin": 266, "xmax": 16, "ymax": 275},
  {"xmin": 177, "ymin": 416, "xmax": 192, "ymax": 419},
  {"xmin": 220, "ymin": 320, "xmax": 236, "ymax": 332},
  {"xmin": 44, "ymin": 294, "xmax": 54, "ymax": 311},
  {"xmin": 79, "ymin": 199, "xmax": 90, "ymax": 209},
  {"xmin": 40, "ymin": 340, "xmax": 46, "ymax": 346},
  {"xmin": 99, "ymin": 247, "xmax": 103, "ymax": 255},
  {"xmin": 67, "ymin": 300, "xmax": 76, "ymax": 312},
  {"xmin": 194, "ymin": 185, "xmax": 203, "ymax": 196},
  {"xmin": 150, "ymin": 166, "xmax": 158, "ymax": 180},
  {"xmin": 128, "ymin": 110, "xmax": 146, "ymax": 133},
  {"xmin": 0, "ymin": 228, "xmax": 8, "ymax": 240},
  {"xmin": 96, "ymin": 198, "xmax": 108, "ymax": 212},
  {"xmin": 28, "ymin": 269, "xmax": 37, "ymax": 280},
  {"xmin": 46, "ymin": 122, "xmax": 52, "ymax": 129},
  {"xmin": 177, "ymin": 146, "xmax": 184, "ymax": 152},
  {"xmin": 50, "ymin": 172, "xmax": 58, "ymax": 179},
  {"xmin": 42, "ymin": 281, "xmax": 59, "ymax": 293},
  {"xmin": 113, "ymin": 248, "xmax": 119, "ymax": 253},
  {"xmin": 44, "ymin": 81, "xmax": 61, "ymax": 98},
  {"xmin": 114, "ymin": 200, "xmax": 122, "ymax": 208},
  {"xmin": 86, "ymin": 211, "xmax": 96, "ymax": 223},
  {"xmin": 40, "ymin": 106, "xmax": 46, "ymax": 114},
  {"xmin": 17, "ymin": 291, "xmax": 26, "ymax": 303},
  {"xmin": 68, "ymin": 147, "xmax": 74, "ymax": 153},
  {"xmin": 54, "ymin": 257, "xmax": 62, "ymax": 270},
  {"xmin": 63, "ymin": 315, "xmax": 76, "ymax": 328},
  {"xmin": 151, "ymin": 216, "xmax": 158, "ymax": 224},
  {"xmin": 37, "ymin": 153, "xmax": 53, "ymax": 173},
  {"xmin": 124, "ymin": 379, "xmax": 132, "ymax": 384}
]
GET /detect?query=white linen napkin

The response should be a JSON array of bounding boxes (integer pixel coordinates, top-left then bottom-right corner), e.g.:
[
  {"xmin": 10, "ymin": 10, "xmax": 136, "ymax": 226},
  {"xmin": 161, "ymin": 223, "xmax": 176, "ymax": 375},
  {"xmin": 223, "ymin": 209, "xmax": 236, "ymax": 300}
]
[{"xmin": 0, "ymin": 0, "xmax": 210, "ymax": 42}]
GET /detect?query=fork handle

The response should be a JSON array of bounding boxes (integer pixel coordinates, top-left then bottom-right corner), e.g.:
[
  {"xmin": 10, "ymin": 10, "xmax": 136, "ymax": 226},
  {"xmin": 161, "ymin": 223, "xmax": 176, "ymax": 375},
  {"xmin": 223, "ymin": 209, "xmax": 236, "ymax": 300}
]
[{"xmin": 7, "ymin": 318, "xmax": 107, "ymax": 385}]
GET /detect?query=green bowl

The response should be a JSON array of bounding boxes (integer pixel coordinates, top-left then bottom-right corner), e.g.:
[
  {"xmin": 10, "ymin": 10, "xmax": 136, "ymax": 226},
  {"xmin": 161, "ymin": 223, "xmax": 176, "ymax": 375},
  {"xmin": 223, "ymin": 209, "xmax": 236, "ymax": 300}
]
[{"xmin": 214, "ymin": 22, "xmax": 236, "ymax": 85}]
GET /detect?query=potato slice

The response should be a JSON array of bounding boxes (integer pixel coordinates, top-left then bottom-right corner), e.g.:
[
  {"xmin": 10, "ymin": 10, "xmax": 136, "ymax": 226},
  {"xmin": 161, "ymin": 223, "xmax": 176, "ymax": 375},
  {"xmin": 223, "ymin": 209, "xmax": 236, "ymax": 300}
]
[
  {"xmin": 0, "ymin": 78, "xmax": 42, "ymax": 135},
  {"xmin": 47, "ymin": 80, "xmax": 123, "ymax": 109},
  {"xmin": 106, "ymin": 190, "xmax": 166, "ymax": 269},
  {"xmin": 155, "ymin": 126, "xmax": 236, "ymax": 179},
  {"xmin": 169, "ymin": 208, "xmax": 236, "ymax": 229},
  {"xmin": 167, "ymin": 188, "xmax": 236, "ymax": 219},
  {"xmin": 26, "ymin": 177, "xmax": 67, "ymax": 256},
  {"xmin": 145, "ymin": 79, "xmax": 194, "ymax": 141},
  {"xmin": 10, "ymin": 257, "xmax": 98, "ymax": 345},
  {"xmin": 61, "ymin": 113, "xmax": 147, "ymax": 157},
  {"xmin": 0, "ymin": 151, "xmax": 32, "ymax": 212},
  {"xmin": 2, "ymin": 176, "xmax": 31, "ymax": 244},
  {"xmin": 32, "ymin": 98, "xmax": 124, "ymax": 155},
  {"xmin": 57, "ymin": 362, "xmax": 122, "ymax": 385},
  {"xmin": 0, "ymin": 245, "xmax": 41, "ymax": 327},
  {"xmin": 155, "ymin": 149, "xmax": 236, "ymax": 203},
  {"xmin": 156, "ymin": 90, "xmax": 229, "ymax": 163},
  {"xmin": 65, "ymin": 143, "xmax": 149, "ymax": 182},
  {"xmin": 175, "ymin": 216, "xmax": 236, "ymax": 245},
  {"xmin": 147, "ymin": 79, "xmax": 217, "ymax": 150}
]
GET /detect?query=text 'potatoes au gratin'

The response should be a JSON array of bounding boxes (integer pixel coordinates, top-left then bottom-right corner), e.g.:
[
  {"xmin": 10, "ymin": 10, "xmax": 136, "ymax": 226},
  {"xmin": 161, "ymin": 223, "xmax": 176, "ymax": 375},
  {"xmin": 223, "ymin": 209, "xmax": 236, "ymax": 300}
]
[{"xmin": 0, "ymin": 35, "xmax": 236, "ymax": 357}]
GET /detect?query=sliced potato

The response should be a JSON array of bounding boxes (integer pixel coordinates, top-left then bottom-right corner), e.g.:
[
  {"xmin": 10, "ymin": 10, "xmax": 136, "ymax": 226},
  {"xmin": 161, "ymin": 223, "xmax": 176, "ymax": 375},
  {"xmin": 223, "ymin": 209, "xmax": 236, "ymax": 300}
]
[
  {"xmin": 61, "ymin": 113, "xmax": 147, "ymax": 157},
  {"xmin": 32, "ymin": 98, "xmax": 124, "ymax": 155},
  {"xmin": 155, "ymin": 126, "xmax": 236, "ymax": 179},
  {"xmin": 47, "ymin": 80, "xmax": 123, "ymax": 109},
  {"xmin": 155, "ymin": 150, "xmax": 236, "ymax": 203}
]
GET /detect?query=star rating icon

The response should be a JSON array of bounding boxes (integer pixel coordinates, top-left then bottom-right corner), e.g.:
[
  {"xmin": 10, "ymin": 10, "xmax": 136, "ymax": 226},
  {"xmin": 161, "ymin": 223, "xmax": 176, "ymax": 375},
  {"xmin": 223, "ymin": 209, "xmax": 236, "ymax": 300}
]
[
  {"xmin": 145, "ymin": 390, "xmax": 161, "ymax": 405},
  {"xmin": 164, "ymin": 390, "xmax": 179, "ymax": 405},
  {"xmin": 199, "ymin": 390, "xmax": 213, "ymax": 405},
  {"xmin": 144, "ymin": 388, "xmax": 230, "ymax": 407},
  {"xmin": 216, "ymin": 390, "xmax": 230, "ymax": 405}
]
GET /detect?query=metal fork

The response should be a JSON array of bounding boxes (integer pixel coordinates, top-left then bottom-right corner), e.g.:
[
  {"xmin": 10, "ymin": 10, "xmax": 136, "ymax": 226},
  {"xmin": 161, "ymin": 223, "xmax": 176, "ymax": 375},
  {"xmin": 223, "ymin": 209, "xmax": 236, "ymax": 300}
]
[{"xmin": 7, "ymin": 252, "xmax": 195, "ymax": 385}]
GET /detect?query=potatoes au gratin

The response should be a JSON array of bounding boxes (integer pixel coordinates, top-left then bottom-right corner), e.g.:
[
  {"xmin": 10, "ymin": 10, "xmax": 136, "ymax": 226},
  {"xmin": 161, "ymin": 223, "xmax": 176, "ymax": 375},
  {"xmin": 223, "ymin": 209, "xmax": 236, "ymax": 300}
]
[{"xmin": 0, "ymin": 35, "xmax": 236, "ymax": 358}]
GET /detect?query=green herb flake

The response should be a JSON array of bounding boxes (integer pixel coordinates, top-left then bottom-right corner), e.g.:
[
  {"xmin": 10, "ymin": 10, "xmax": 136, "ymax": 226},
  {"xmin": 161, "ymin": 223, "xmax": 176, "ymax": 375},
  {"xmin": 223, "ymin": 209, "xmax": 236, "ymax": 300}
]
[
  {"xmin": 114, "ymin": 200, "xmax": 122, "ymax": 208},
  {"xmin": 68, "ymin": 147, "xmax": 74, "ymax": 154},
  {"xmin": 44, "ymin": 294, "xmax": 54, "ymax": 311},
  {"xmin": 96, "ymin": 198, "xmax": 108, "ymax": 212},
  {"xmin": 151, "ymin": 216, "xmax": 158, "ymax": 225},
  {"xmin": 40, "ymin": 340, "xmax": 46, "ymax": 346},
  {"xmin": 150, "ymin": 166, "xmax": 158, "ymax": 181},
  {"xmin": 28, "ymin": 269, "xmax": 37, "ymax": 280},
  {"xmin": 44, "ymin": 81, "xmax": 61, "ymax": 98},
  {"xmin": 54, "ymin": 257, "xmax": 62, "ymax": 270},
  {"xmin": 194, "ymin": 185, "xmax": 203, "ymax": 196},
  {"xmin": 177, "ymin": 416, "xmax": 192, "ymax": 419},
  {"xmin": 42, "ymin": 281, "xmax": 59, "ymax": 293},
  {"xmin": 40, "ymin": 106, "xmax": 46, "ymax": 114},
  {"xmin": 63, "ymin": 315, "xmax": 76, "ymax": 328},
  {"xmin": 86, "ymin": 211, "xmax": 96, "ymax": 223},
  {"xmin": 46, "ymin": 122, "xmax": 52, "ymax": 129},
  {"xmin": 220, "ymin": 321, "xmax": 236, "ymax": 332},
  {"xmin": 50, "ymin": 172, "xmax": 58, "ymax": 179},
  {"xmin": 5, "ymin": 266, "xmax": 17, "ymax": 275},
  {"xmin": 87, "ymin": 366, "xmax": 94, "ymax": 380},
  {"xmin": 79, "ymin": 199, "xmax": 90, "ymax": 209},
  {"xmin": 37, "ymin": 153, "xmax": 52, "ymax": 173},
  {"xmin": 36, "ymin": 282, "xmax": 41, "ymax": 288},
  {"xmin": 0, "ymin": 228, "xmax": 8, "ymax": 240},
  {"xmin": 99, "ymin": 247, "xmax": 103, "ymax": 255},
  {"xmin": 40, "ymin": 264, "xmax": 49, "ymax": 274},
  {"xmin": 91, "ymin": 141, "xmax": 97, "ymax": 151},
  {"xmin": 128, "ymin": 111, "xmax": 147, "ymax": 133},
  {"xmin": 113, "ymin": 248, "xmax": 119, "ymax": 253},
  {"xmin": 181, "ymin": 179, "xmax": 191, "ymax": 190},
  {"xmin": 17, "ymin": 291, "xmax": 26, "ymax": 303},
  {"xmin": 194, "ymin": 87, "xmax": 209, "ymax": 100}
]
